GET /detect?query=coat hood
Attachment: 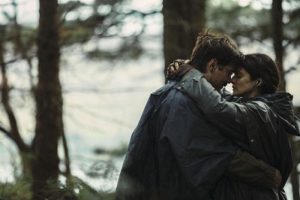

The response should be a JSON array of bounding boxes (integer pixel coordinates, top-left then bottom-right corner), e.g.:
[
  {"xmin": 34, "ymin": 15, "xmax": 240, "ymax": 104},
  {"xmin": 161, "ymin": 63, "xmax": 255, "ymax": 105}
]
[{"xmin": 257, "ymin": 92, "xmax": 300, "ymax": 136}]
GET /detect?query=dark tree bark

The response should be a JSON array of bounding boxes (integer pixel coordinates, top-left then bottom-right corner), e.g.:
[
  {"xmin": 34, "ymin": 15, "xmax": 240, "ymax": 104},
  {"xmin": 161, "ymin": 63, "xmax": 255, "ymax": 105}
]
[
  {"xmin": 272, "ymin": 1, "xmax": 299, "ymax": 199},
  {"xmin": 162, "ymin": 0, "xmax": 206, "ymax": 80},
  {"xmin": 271, "ymin": 0, "xmax": 285, "ymax": 91},
  {"xmin": 31, "ymin": 0, "xmax": 63, "ymax": 199},
  {"xmin": 290, "ymin": 138, "xmax": 300, "ymax": 200}
]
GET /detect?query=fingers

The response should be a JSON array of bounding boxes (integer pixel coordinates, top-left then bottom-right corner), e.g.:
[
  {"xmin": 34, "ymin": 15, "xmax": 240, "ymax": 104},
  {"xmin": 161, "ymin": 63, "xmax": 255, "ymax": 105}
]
[
  {"xmin": 167, "ymin": 59, "xmax": 191, "ymax": 80},
  {"xmin": 174, "ymin": 62, "xmax": 179, "ymax": 71},
  {"xmin": 167, "ymin": 61, "xmax": 180, "ymax": 77},
  {"xmin": 184, "ymin": 59, "xmax": 191, "ymax": 64}
]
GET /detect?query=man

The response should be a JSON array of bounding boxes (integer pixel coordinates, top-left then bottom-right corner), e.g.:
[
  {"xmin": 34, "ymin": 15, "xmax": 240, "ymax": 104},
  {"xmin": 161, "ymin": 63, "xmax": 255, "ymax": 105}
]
[{"xmin": 116, "ymin": 33, "xmax": 281, "ymax": 200}]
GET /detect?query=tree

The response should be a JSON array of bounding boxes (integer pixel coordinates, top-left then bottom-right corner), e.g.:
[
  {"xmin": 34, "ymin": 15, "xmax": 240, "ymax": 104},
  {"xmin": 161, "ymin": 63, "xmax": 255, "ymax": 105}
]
[
  {"xmin": 31, "ymin": 0, "xmax": 62, "ymax": 199},
  {"xmin": 0, "ymin": 0, "xmax": 159, "ymax": 198},
  {"xmin": 271, "ymin": 0, "xmax": 285, "ymax": 91},
  {"xmin": 0, "ymin": 5, "xmax": 33, "ymax": 177},
  {"xmin": 271, "ymin": 1, "xmax": 300, "ymax": 199},
  {"xmin": 162, "ymin": 0, "xmax": 206, "ymax": 79}
]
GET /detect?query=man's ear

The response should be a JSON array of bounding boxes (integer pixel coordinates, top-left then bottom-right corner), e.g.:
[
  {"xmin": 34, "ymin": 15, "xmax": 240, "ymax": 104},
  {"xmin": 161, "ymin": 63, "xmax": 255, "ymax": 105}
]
[{"xmin": 207, "ymin": 59, "xmax": 217, "ymax": 73}]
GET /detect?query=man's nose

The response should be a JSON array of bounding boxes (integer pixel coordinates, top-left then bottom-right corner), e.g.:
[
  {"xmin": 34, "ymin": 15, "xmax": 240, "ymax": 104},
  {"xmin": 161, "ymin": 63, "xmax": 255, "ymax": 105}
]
[
  {"xmin": 230, "ymin": 77, "xmax": 236, "ymax": 84},
  {"xmin": 226, "ymin": 75, "xmax": 232, "ymax": 83}
]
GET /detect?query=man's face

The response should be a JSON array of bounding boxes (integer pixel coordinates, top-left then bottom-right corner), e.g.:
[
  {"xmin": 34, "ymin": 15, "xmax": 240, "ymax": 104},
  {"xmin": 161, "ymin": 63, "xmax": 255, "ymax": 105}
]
[{"xmin": 209, "ymin": 64, "xmax": 235, "ymax": 91}]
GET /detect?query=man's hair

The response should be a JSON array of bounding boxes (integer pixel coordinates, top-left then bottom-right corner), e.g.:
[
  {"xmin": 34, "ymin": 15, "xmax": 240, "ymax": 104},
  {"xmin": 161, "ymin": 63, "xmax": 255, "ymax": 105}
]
[
  {"xmin": 243, "ymin": 53, "xmax": 280, "ymax": 94},
  {"xmin": 190, "ymin": 32, "xmax": 243, "ymax": 72}
]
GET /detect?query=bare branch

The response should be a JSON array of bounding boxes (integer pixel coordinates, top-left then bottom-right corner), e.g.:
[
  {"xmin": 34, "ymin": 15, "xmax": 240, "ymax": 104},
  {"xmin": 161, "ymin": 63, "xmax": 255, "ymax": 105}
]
[
  {"xmin": 58, "ymin": 1, "xmax": 86, "ymax": 27},
  {"xmin": 123, "ymin": 9, "xmax": 160, "ymax": 17},
  {"xmin": 0, "ymin": 57, "xmax": 22, "ymax": 66},
  {"xmin": 0, "ymin": 124, "xmax": 12, "ymax": 139},
  {"xmin": 0, "ymin": 1, "xmax": 26, "ymax": 7},
  {"xmin": 0, "ymin": 37, "xmax": 30, "ymax": 152},
  {"xmin": 284, "ymin": 66, "xmax": 298, "ymax": 75}
]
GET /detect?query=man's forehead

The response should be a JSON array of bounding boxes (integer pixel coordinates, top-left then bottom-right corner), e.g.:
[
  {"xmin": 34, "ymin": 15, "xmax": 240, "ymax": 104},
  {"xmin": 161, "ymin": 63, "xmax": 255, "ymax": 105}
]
[{"xmin": 224, "ymin": 65, "xmax": 235, "ymax": 71}]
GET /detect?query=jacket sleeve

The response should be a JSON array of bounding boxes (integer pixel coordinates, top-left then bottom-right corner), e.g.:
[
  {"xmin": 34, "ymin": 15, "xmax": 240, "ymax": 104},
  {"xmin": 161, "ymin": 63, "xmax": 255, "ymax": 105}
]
[
  {"xmin": 229, "ymin": 151, "xmax": 281, "ymax": 190},
  {"xmin": 179, "ymin": 68, "xmax": 249, "ymax": 143},
  {"xmin": 180, "ymin": 69, "xmax": 282, "ymax": 190}
]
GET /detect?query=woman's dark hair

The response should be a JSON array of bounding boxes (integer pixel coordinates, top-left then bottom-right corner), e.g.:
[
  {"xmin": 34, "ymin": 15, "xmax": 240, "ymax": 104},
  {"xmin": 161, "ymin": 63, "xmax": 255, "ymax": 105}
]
[
  {"xmin": 243, "ymin": 53, "xmax": 280, "ymax": 94},
  {"xmin": 190, "ymin": 32, "xmax": 243, "ymax": 72}
]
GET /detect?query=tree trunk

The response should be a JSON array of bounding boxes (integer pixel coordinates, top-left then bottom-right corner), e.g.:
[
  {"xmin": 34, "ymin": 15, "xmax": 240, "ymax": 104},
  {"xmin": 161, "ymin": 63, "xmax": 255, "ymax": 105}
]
[
  {"xmin": 162, "ymin": 0, "xmax": 206, "ymax": 80},
  {"xmin": 290, "ymin": 137, "xmax": 300, "ymax": 200},
  {"xmin": 271, "ymin": 0, "xmax": 285, "ymax": 91},
  {"xmin": 271, "ymin": 0, "xmax": 299, "ymax": 199},
  {"xmin": 20, "ymin": 151, "xmax": 33, "ymax": 177},
  {"xmin": 31, "ymin": 0, "xmax": 63, "ymax": 199}
]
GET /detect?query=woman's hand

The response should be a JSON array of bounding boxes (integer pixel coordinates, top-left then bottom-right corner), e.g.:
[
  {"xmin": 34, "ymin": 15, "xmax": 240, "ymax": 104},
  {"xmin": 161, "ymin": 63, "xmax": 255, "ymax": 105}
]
[{"xmin": 166, "ymin": 59, "xmax": 191, "ymax": 80}]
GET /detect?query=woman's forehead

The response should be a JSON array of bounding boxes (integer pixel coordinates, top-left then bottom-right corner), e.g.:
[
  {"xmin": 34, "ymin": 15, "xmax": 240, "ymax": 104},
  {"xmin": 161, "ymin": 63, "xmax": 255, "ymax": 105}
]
[{"xmin": 235, "ymin": 67, "xmax": 249, "ymax": 75}]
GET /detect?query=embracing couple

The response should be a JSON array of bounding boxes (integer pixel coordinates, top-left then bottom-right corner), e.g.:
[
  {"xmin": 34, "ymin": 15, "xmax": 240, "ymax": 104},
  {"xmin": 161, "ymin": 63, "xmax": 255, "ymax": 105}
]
[{"xmin": 116, "ymin": 32, "xmax": 299, "ymax": 200}]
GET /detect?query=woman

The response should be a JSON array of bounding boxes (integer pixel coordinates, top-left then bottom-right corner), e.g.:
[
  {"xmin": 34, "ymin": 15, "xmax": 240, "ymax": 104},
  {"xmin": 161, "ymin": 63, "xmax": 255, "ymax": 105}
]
[{"xmin": 169, "ymin": 53, "xmax": 299, "ymax": 199}]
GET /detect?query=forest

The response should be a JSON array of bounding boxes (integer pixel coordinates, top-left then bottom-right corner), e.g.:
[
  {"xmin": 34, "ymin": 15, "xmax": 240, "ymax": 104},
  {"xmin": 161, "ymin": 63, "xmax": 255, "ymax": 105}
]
[{"xmin": 0, "ymin": 0, "xmax": 300, "ymax": 199}]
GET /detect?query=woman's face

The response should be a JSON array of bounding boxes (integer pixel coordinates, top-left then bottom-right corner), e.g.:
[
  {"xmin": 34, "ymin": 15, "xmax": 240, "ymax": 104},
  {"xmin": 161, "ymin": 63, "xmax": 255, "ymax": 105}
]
[{"xmin": 231, "ymin": 68, "xmax": 259, "ymax": 98}]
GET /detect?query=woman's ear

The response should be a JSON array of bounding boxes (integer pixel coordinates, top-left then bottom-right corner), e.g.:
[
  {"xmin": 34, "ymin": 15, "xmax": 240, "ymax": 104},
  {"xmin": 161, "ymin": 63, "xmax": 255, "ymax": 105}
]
[{"xmin": 255, "ymin": 78, "xmax": 263, "ymax": 87}]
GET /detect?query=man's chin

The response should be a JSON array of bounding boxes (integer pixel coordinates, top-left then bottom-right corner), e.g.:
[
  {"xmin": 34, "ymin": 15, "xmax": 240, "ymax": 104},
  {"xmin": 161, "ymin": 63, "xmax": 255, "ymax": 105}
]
[
  {"xmin": 215, "ymin": 86, "xmax": 222, "ymax": 91},
  {"xmin": 217, "ymin": 85, "xmax": 226, "ymax": 91}
]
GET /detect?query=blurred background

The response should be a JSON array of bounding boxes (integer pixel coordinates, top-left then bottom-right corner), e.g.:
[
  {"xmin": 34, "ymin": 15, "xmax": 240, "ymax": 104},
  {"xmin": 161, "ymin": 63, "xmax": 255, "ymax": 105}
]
[{"xmin": 0, "ymin": 0, "xmax": 300, "ymax": 199}]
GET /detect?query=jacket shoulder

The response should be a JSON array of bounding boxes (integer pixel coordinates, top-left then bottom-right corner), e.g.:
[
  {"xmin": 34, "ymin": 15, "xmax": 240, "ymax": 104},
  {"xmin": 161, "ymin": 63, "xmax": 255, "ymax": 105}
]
[{"xmin": 151, "ymin": 81, "xmax": 177, "ymax": 96}]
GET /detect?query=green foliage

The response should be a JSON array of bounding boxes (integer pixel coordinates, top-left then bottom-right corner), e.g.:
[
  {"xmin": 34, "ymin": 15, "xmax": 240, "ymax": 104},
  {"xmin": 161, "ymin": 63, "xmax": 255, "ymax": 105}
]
[
  {"xmin": 207, "ymin": 1, "xmax": 271, "ymax": 44},
  {"xmin": 59, "ymin": 0, "xmax": 124, "ymax": 46},
  {"xmin": 1, "ymin": 0, "xmax": 148, "ymax": 62},
  {"xmin": 85, "ymin": 37, "xmax": 143, "ymax": 60},
  {"xmin": 207, "ymin": 0, "xmax": 300, "ymax": 48},
  {"xmin": 286, "ymin": 6, "xmax": 300, "ymax": 47},
  {"xmin": 59, "ymin": 0, "xmax": 148, "ymax": 60},
  {"xmin": 61, "ymin": 23, "xmax": 94, "ymax": 45},
  {"xmin": 0, "ymin": 176, "xmax": 116, "ymax": 200},
  {"xmin": 58, "ymin": 1, "xmax": 87, "ymax": 16},
  {"xmin": 0, "ymin": 178, "xmax": 31, "ymax": 200}
]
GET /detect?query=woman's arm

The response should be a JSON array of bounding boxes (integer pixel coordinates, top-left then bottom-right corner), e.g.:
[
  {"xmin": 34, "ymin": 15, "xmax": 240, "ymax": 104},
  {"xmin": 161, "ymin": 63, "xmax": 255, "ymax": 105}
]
[
  {"xmin": 179, "ymin": 68, "xmax": 249, "ymax": 141},
  {"xmin": 229, "ymin": 150, "xmax": 281, "ymax": 190}
]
